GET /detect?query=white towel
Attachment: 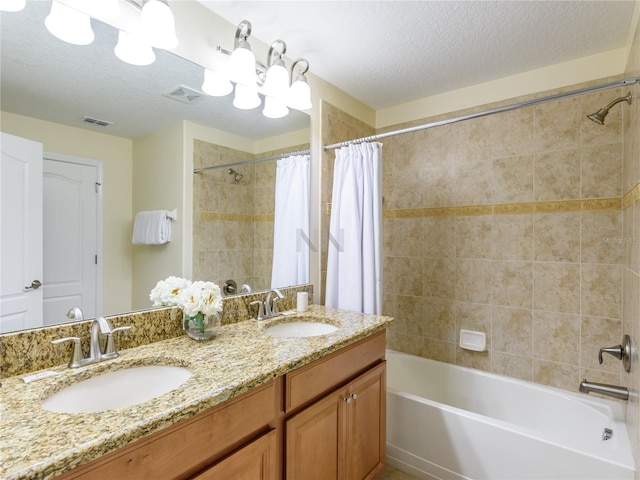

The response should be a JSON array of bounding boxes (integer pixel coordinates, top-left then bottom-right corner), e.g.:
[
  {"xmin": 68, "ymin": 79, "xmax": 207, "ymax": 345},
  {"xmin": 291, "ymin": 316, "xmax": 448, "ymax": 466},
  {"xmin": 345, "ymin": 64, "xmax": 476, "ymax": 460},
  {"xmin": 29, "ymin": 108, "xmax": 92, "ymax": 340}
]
[{"xmin": 132, "ymin": 210, "xmax": 172, "ymax": 245}]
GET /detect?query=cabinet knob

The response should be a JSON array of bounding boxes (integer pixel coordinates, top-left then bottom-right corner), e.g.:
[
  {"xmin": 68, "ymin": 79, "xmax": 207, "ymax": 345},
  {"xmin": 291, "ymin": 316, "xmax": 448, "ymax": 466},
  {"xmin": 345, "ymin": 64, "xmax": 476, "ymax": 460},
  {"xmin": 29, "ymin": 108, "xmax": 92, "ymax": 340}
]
[
  {"xmin": 344, "ymin": 397, "xmax": 352, "ymax": 404},
  {"xmin": 351, "ymin": 393, "xmax": 357, "ymax": 400}
]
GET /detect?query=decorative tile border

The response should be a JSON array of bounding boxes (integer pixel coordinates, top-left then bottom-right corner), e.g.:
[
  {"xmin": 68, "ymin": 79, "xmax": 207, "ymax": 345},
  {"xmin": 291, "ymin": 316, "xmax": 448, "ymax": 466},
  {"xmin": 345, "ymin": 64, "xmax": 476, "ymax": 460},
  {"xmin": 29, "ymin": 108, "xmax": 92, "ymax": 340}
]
[
  {"xmin": 622, "ymin": 182, "xmax": 640, "ymax": 209},
  {"xmin": 199, "ymin": 212, "xmax": 274, "ymax": 222},
  {"xmin": 384, "ymin": 197, "xmax": 622, "ymax": 219}
]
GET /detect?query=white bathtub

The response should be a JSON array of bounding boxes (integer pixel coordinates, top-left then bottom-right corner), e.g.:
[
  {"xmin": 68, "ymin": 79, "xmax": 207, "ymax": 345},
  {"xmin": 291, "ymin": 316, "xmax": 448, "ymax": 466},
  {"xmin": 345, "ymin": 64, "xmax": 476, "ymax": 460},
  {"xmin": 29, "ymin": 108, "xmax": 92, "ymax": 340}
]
[{"xmin": 386, "ymin": 350, "xmax": 635, "ymax": 480}]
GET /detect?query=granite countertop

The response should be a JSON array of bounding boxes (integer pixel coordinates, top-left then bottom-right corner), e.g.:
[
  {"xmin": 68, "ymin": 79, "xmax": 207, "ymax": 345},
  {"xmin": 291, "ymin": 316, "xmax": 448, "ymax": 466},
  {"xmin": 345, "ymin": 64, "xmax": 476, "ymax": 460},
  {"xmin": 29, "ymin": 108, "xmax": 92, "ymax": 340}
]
[{"xmin": 0, "ymin": 306, "xmax": 393, "ymax": 480}]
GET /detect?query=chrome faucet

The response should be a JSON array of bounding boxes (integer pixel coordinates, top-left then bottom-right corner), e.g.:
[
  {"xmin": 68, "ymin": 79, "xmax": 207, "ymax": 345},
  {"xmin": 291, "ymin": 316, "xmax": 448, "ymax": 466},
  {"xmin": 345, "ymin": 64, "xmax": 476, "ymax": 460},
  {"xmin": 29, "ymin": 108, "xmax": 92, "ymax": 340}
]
[
  {"xmin": 250, "ymin": 289, "xmax": 285, "ymax": 321},
  {"xmin": 265, "ymin": 288, "xmax": 284, "ymax": 317},
  {"xmin": 579, "ymin": 379, "xmax": 629, "ymax": 401},
  {"xmin": 52, "ymin": 317, "xmax": 131, "ymax": 368}
]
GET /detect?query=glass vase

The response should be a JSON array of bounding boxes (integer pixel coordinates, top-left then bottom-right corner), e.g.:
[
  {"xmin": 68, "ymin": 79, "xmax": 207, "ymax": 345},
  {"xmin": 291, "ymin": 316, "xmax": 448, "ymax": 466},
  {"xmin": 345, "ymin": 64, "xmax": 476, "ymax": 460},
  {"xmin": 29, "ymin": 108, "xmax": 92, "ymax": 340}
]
[{"xmin": 183, "ymin": 311, "xmax": 221, "ymax": 341}]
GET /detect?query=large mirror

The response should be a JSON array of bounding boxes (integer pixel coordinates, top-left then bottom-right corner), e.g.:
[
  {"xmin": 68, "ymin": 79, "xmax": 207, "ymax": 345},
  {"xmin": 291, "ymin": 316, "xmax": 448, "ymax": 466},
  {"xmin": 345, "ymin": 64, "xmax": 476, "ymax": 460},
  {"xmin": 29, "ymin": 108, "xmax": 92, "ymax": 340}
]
[{"xmin": 0, "ymin": 0, "xmax": 310, "ymax": 333}]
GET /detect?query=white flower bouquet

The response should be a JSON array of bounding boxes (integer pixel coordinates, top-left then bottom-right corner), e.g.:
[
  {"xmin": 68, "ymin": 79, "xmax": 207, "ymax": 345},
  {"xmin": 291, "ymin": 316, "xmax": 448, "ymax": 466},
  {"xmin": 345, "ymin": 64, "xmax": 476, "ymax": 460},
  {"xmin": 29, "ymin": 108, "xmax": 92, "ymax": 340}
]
[{"xmin": 150, "ymin": 276, "xmax": 223, "ymax": 340}]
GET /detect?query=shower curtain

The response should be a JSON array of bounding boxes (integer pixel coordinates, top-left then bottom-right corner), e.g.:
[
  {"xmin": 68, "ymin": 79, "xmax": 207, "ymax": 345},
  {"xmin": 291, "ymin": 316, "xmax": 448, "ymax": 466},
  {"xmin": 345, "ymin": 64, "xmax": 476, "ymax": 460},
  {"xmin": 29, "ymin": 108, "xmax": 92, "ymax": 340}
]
[
  {"xmin": 325, "ymin": 142, "xmax": 382, "ymax": 314},
  {"xmin": 271, "ymin": 154, "xmax": 310, "ymax": 288}
]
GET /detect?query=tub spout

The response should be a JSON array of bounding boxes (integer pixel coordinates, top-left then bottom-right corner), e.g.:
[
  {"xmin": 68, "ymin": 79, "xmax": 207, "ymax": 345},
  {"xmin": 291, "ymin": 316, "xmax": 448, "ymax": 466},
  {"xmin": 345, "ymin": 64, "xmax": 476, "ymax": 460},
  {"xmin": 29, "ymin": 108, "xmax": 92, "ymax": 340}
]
[{"xmin": 579, "ymin": 379, "xmax": 629, "ymax": 401}]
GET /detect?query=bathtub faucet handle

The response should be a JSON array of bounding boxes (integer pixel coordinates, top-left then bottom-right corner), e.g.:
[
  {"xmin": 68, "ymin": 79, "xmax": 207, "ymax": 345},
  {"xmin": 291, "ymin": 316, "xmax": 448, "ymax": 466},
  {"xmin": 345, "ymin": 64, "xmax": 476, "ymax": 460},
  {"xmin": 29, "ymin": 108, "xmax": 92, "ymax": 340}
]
[{"xmin": 598, "ymin": 335, "xmax": 632, "ymax": 373}]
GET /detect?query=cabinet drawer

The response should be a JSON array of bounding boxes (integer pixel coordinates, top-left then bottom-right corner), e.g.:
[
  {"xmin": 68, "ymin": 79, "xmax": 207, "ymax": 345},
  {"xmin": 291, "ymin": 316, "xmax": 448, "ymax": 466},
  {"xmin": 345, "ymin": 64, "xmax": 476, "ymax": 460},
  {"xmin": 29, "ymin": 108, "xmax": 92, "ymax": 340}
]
[
  {"xmin": 60, "ymin": 380, "xmax": 278, "ymax": 480},
  {"xmin": 285, "ymin": 330, "xmax": 385, "ymax": 412}
]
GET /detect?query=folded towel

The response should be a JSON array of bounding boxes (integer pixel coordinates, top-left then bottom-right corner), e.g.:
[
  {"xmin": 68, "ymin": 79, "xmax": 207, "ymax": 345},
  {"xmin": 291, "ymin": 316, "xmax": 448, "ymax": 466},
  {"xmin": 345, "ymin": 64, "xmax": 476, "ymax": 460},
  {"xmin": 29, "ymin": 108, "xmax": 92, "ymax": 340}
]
[{"xmin": 132, "ymin": 210, "xmax": 172, "ymax": 245}]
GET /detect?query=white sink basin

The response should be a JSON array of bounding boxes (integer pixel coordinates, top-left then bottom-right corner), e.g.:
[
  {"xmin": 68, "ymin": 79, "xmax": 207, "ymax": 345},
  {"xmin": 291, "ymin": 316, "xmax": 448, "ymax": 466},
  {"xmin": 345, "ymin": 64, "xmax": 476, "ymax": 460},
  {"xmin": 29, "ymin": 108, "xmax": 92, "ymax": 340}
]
[
  {"xmin": 41, "ymin": 365, "xmax": 192, "ymax": 414},
  {"xmin": 265, "ymin": 321, "xmax": 338, "ymax": 338}
]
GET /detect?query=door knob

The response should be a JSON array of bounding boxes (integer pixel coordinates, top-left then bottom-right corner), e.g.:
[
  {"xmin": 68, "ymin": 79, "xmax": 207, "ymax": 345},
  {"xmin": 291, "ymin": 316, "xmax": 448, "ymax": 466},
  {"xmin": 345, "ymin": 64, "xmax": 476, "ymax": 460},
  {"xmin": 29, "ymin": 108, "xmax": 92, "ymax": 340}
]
[{"xmin": 25, "ymin": 280, "xmax": 43, "ymax": 290}]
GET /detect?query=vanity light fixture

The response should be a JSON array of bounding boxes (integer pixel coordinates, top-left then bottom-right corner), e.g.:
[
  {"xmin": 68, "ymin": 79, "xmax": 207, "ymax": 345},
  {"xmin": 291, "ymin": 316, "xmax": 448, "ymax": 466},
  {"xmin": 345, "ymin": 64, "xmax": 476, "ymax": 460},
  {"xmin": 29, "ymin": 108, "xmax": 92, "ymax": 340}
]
[
  {"xmin": 45, "ymin": 0, "xmax": 95, "ymax": 45},
  {"xmin": 114, "ymin": 29, "xmax": 156, "ymax": 66},
  {"xmin": 202, "ymin": 19, "xmax": 313, "ymax": 118},
  {"xmin": 139, "ymin": 0, "xmax": 178, "ymax": 50},
  {"xmin": 0, "ymin": 0, "xmax": 26, "ymax": 12}
]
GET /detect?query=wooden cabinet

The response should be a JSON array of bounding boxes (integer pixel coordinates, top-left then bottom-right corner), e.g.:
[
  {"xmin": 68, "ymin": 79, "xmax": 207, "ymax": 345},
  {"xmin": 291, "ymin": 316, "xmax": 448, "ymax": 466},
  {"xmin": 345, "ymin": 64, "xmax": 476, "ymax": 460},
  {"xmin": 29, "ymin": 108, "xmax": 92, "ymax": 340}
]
[
  {"xmin": 192, "ymin": 430, "xmax": 278, "ymax": 480},
  {"xmin": 57, "ymin": 331, "xmax": 387, "ymax": 480},
  {"xmin": 285, "ymin": 362, "xmax": 386, "ymax": 480},
  {"xmin": 59, "ymin": 379, "xmax": 280, "ymax": 480}
]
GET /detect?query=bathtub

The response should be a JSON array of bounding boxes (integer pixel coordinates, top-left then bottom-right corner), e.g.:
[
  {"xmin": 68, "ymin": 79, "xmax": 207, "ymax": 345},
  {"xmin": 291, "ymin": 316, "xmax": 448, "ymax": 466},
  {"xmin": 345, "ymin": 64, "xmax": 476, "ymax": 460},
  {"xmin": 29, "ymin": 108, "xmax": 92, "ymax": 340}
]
[{"xmin": 386, "ymin": 350, "xmax": 635, "ymax": 480}]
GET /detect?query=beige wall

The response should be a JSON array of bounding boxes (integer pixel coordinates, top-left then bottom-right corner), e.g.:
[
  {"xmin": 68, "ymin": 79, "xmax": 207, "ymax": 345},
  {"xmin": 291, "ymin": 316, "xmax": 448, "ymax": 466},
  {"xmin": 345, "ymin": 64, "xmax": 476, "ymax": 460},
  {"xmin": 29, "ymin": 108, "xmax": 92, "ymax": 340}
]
[
  {"xmin": 381, "ymin": 85, "xmax": 626, "ymax": 393},
  {"xmin": 0, "ymin": 111, "xmax": 134, "ymax": 316},
  {"xmin": 622, "ymin": 1, "xmax": 640, "ymax": 470},
  {"xmin": 131, "ymin": 122, "xmax": 185, "ymax": 310}
]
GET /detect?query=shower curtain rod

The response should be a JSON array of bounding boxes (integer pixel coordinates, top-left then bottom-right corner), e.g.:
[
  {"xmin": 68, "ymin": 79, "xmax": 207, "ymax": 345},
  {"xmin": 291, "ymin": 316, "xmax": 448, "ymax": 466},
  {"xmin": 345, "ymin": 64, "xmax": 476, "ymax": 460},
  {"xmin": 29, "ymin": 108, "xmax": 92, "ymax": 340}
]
[
  {"xmin": 323, "ymin": 76, "xmax": 640, "ymax": 150},
  {"xmin": 193, "ymin": 148, "xmax": 310, "ymax": 174}
]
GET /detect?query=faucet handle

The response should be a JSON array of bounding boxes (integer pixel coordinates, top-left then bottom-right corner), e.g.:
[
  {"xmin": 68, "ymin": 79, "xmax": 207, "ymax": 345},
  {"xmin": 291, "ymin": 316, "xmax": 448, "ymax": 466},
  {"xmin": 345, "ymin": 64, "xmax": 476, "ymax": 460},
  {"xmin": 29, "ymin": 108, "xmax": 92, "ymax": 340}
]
[
  {"xmin": 52, "ymin": 337, "xmax": 84, "ymax": 368},
  {"xmin": 271, "ymin": 296, "xmax": 282, "ymax": 316},
  {"xmin": 250, "ymin": 300, "xmax": 265, "ymax": 321},
  {"xmin": 104, "ymin": 326, "xmax": 132, "ymax": 356},
  {"xmin": 598, "ymin": 335, "xmax": 632, "ymax": 373}
]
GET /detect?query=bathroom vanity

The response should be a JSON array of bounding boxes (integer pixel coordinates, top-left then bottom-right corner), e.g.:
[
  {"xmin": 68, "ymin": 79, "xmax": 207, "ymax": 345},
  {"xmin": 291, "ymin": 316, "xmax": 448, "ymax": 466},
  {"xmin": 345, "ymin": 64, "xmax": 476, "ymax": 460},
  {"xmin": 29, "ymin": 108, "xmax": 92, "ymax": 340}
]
[{"xmin": 0, "ymin": 306, "xmax": 392, "ymax": 480}]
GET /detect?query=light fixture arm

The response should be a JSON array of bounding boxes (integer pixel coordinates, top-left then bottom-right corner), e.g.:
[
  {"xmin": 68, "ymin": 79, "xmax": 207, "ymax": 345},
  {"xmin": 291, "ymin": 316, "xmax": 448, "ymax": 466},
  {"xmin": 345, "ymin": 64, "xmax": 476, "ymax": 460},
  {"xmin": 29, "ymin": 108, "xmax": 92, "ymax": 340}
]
[
  {"xmin": 290, "ymin": 58, "xmax": 310, "ymax": 83},
  {"xmin": 267, "ymin": 40, "xmax": 287, "ymax": 68},
  {"xmin": 234, "ymin": 20, "xmax": 252, "ymax": 48}
]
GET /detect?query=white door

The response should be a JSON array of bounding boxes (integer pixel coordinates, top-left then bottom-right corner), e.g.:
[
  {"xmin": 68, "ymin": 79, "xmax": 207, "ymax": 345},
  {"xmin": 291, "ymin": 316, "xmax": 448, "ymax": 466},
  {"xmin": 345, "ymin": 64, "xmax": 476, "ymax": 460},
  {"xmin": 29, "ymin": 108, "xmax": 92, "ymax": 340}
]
[
  {"xmin": 43, "ymin": 157, "xmax": 99, "ymax": 326},
  {"xmin": 0, "ymin": 132, "xmax": 44, "ymax": 332}
]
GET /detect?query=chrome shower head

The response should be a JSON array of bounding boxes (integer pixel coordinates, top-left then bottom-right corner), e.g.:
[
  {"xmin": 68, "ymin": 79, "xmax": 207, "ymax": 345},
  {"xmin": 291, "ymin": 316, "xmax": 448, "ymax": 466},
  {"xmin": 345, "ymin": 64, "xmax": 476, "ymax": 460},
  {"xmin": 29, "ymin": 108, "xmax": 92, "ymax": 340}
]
[
  {"xmin": 227, "ymin": 168, "xmax": 243, "ymax": 182},
  {"xmin": 587, "ymin": 92, "xmax": 632, "ymax": 125}
]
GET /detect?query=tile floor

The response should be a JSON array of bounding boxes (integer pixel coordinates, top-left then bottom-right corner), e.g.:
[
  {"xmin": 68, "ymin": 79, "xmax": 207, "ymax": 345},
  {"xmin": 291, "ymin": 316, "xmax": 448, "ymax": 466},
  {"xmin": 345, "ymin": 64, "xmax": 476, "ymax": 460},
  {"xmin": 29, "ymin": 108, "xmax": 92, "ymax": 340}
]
[{"xmin": 378, "ymin": 465, "xmax": 419, "ymax": 480}]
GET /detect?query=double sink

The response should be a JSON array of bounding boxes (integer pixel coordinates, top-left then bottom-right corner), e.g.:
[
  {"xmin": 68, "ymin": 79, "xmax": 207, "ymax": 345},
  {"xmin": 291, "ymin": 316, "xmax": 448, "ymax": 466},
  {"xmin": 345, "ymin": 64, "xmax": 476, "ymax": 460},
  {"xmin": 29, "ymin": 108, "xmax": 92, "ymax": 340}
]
[{"xmin": 41, "ymin": 316, "xmax": 339, "ymax": 414}]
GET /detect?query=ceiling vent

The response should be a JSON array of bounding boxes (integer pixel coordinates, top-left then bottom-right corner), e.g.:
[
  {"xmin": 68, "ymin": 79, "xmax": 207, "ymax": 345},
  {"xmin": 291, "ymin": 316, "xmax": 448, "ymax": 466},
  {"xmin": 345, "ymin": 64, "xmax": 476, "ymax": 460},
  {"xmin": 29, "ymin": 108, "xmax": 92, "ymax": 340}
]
[
  {"xmin": 163, "ymin": 85, "xmax": 205, "ymax": 104},
  {"xmin": 82, "ymin": 116, "xmax": 113, "ymax": 127}
]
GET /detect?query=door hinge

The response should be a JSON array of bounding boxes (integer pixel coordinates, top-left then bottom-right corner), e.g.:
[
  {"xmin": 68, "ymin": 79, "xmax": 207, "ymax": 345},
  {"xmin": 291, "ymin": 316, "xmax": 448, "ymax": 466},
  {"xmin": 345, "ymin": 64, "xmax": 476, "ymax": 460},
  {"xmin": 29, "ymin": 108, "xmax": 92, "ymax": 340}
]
[
  {"xmin": 95, "ymin": 254, "xmax": 98, "ymax": 265},
  {"xmin": 95, "ymin": 182, "xmax": 102, "ymax": 193}
]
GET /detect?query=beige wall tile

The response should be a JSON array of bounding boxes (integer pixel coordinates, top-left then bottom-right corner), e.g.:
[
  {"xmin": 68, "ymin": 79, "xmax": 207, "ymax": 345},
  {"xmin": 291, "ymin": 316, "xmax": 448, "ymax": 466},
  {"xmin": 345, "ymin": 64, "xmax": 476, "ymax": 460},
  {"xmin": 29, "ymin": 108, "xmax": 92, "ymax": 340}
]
[
  {"xmin": 492, "ymin": 351, "xmax": 533, "ymax": 382},
  {"xmin": 455, "ymin": 158, "xmax": 493, "ymax": 205},
  {"xmin": 491, "ymin": 107, "xmax": 534, "ymax": 158},
  {"xmin": 492, "ymin": 306, "xmax": 533, "ymax": 355},
  {"xmin": 456, "ymin": 259, "xmax": 493, "ymax": 303},
  {"xmin": 394, "ymin": 218, "xmax": 423, "ymax": 257},
  {"xmin": 533, "ymin": 97, "xmax": 581, "ymax": 153},
  {"xmin": 423, "ymin": 258, "xmax": 455, "ymax": 299},
  {"xmin": 423, "ymin": 217, "xmax": 456, "ymax": 258},
  {"xmin": 533, "ymin": 360, "xmax": 580, "ymax": 391},
  {"xmin": 422, "ymin": 297, "xmax": 455, "ymax": 343},
  {"xmin": 533, "ymin": 311, "xmax": 580, "ymax": 365},
  {"xmin": 421, "ymin": 337, "xmax": 456, "ymax": 363},
  {"xmin": 456, "ymin": 216, "xmax": 493, "ymax": 259},
  {"xmin": 394, "ymin": 257, "xmax": 423, "ymax": 297},
  {"xmin": 492, "ymin": 155, "xmax": 534, "ymax": 204},
  {"xmin": 394, "ymin": 295, "xmax": 424, "ymax": 336},
  {"xmin": 534, "ymin": 148, "xmax": 581, "ymax": 201},
  {"xmin": 533, "ymin": 262, "xmax": 581, "ymax": 314},
  {"xmin": 581, "ymin": 263, "xmax": 622, "ymax": 319},
  {"xmin": 492, "ymin": 260, "xmax": 533, "ymax": 308},
  {"xmin": 581, "ymin": 210, "xmax": 623, "ymax": 264},
  {"xmin": 582, "ymin": 143, "xmax": 623, "ymax": 198},
  {"xmin": 493, "ymin": 215, "xmax": 533, "ymax": 261},
  {"xmin": 533, "ymin": 212, "xmax": 581, "ymax": 262}
]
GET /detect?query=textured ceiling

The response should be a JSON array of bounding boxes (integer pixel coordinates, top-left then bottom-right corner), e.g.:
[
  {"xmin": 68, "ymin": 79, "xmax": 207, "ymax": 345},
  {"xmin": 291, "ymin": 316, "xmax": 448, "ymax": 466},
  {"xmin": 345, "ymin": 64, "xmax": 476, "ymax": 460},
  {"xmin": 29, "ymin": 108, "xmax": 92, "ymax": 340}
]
[
  {"xmin": 0, "ymin": 0, "xmax": 309, "ymax": 140},
  {"xmin": 0, "ymin": 1, "xmax": 636, "ymax": 140},
  {"xmin": 201, "ymin": 0, "xmax": 636, "ymax": 109}
]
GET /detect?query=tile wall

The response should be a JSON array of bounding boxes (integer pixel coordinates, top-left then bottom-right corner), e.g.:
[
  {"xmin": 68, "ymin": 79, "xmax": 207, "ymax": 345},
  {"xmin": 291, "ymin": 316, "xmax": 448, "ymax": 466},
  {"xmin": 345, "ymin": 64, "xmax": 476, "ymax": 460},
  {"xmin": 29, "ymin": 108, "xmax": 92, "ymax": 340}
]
[
  {"xmin": 622, "ymin": 13, "xmax": 640, "ymax": 471},
  {"xmin": 382, "ymin": 86, "xmax": 627, "ymax": 392},
  {"xmin": 193, "ymin": 139, "xmax": 308, "ymax": 291}
]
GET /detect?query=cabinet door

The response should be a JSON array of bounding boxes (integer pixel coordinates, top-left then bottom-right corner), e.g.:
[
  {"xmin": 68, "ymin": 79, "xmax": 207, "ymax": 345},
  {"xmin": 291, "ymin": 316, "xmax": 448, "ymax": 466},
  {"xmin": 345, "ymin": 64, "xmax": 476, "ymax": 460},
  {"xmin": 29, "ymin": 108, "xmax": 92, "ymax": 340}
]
[
  {"xmin": 344, "ymin": 362, "xmax": 386, "ymax": 480},
  {"xmin": 285, "ymin": 388, "xmax": 345, "ymax": 480},
  {"xmin": 193, "ymin": 430, "xmax": 277, "ymax": 480}
]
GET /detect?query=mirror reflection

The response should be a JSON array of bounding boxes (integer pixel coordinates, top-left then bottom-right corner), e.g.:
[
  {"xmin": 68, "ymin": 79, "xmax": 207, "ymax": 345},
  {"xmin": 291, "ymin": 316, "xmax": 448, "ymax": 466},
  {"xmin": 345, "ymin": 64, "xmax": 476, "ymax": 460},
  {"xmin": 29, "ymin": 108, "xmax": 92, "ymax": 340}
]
[{"xmin": 0, "ymin": 0, "xmax": 310, "ymax": 333}]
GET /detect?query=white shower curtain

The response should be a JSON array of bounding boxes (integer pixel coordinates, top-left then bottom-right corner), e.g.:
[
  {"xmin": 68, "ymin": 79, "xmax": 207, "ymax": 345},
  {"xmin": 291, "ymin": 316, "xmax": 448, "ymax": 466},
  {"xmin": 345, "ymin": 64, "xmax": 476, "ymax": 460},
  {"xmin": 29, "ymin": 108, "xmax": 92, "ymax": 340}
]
[
  {"xmin": 325, "ymin": 142, "xmax": 382, "ymax": 314},
  {"xmin": 271, "ymin": 154, "xmax": 310, "ymax": 288}
]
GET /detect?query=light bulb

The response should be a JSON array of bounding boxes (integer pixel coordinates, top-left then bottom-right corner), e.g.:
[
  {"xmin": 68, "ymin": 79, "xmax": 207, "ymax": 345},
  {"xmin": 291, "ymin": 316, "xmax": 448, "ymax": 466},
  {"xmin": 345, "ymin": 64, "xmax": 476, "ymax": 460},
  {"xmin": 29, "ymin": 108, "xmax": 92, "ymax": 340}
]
[
  {"xmin": 233, "ymin": 84, "xmax": 261, "ymax": 110},
  {"xmin": 140, "ymin": 0, "xmax": 178, "ymax": 50},
  {"xmin": 115, "ymin": 30, "xmax": 156, "ymax": 66},
  {"xmin": 288, "ymin": 75, "xmax": 312, "ymax": 110},
  {"xmin": 229, "ymin": 42, "xmax": 257, "ymax": 86},
  {"xmin": 45, "ymin": 1, "xmax": 95, "ymax": 46},
  {"xmin": 263, "ymin": 96, "xmax": 289, "ymax": 119},
  {"xmin": 0, "ymin": 0, "xmax": 26, "ymax": 12},
  {"xmin": 263, "ymin": 60, "xmax": 289, "ymax": 99},
  {"xmin": 202, "ymin": 69, "xmax": 233, "ymax": 97}
]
